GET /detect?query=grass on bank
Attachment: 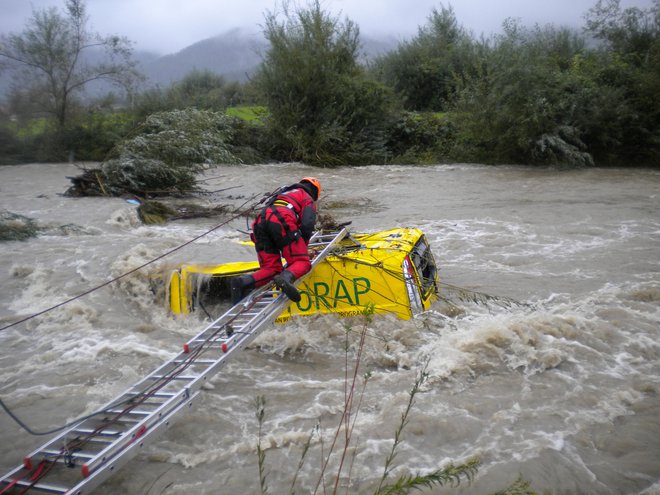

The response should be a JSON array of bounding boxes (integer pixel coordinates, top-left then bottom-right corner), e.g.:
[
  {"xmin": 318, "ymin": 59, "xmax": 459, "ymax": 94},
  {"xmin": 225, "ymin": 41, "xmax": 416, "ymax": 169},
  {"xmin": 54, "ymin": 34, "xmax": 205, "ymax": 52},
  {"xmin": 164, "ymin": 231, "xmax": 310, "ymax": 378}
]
[{"xmin": 226, "ymin": 106, "xmax": 269, "ymax": 123}]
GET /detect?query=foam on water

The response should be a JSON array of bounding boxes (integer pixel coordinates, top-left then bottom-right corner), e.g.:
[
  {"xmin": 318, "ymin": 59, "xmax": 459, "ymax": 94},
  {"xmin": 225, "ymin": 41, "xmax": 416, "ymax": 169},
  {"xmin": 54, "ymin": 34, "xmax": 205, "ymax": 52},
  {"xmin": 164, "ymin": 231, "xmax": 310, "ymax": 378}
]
[{"xmin": 1, "ymin": 163, "xmax": 659, "ymax": 494}]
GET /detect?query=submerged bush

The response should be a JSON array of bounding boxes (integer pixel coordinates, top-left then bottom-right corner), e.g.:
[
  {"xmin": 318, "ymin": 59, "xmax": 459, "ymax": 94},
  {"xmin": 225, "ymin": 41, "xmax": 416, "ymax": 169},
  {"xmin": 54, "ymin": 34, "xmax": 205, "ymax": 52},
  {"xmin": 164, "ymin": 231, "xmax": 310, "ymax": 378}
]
[
  {"xmin": 101, "ymin": 109, "xmax": 241, "ymax": 195},
  {"xmin": 0, "ymin": 211, "xmax": 39, "ymax": 241},
  {"xmin": 66, "ymin": 108, "xmax": 242, "ymax": 197}
]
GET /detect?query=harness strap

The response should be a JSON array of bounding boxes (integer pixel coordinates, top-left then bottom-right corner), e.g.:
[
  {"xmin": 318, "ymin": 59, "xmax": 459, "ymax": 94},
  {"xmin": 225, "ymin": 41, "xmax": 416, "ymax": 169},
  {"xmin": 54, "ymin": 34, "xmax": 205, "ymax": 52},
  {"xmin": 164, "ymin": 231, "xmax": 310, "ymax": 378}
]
[{"xmin": 261, "ymin": 206, "xmax": 300, "ymax": 247}]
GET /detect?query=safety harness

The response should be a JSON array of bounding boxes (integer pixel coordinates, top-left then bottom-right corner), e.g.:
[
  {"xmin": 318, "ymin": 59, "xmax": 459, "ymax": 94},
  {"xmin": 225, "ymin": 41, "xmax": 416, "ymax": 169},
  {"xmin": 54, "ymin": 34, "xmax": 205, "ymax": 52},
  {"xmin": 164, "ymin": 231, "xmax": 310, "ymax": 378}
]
[{"xmin": 254, "ymin": 186, "xmax": 306, "ymax": 248}]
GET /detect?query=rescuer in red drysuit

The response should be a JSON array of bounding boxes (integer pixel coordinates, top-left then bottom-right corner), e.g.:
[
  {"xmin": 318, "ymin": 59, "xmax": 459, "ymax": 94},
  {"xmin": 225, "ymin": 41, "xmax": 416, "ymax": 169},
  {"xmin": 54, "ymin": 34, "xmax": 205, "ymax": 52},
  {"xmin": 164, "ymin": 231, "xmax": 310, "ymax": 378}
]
[{"xmin": 230, "ymin": 177, "xmax": 322, "ymax": 304}]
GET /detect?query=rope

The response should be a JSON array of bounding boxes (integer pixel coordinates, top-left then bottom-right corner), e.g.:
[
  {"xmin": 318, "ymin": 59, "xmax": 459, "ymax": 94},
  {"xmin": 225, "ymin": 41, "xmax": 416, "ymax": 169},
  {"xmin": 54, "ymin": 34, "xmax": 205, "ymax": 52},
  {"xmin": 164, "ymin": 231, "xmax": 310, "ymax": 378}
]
[
  {"xmin": 0, "ymin": 194, "xmax": 265, "ymax": 438},
  {"xmin": 0, "ymin": 194, "xmax": 261, "ymax": 334}
]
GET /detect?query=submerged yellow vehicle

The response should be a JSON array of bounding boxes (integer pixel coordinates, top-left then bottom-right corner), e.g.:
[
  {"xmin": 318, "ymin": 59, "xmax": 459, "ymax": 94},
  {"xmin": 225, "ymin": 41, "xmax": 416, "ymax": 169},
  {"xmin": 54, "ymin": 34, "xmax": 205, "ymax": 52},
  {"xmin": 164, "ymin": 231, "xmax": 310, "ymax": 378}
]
[{"xmin": 168, "ymin": 227, "xmax": 438, "ymax": 321}]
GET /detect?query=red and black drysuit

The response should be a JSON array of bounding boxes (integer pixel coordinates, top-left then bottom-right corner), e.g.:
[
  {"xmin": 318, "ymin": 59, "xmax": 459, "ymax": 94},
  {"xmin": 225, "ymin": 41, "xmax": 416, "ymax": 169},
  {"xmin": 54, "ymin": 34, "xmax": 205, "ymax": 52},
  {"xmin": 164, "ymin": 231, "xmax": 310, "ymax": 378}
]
[{"xmin": 249, "ymin": 183, "xmax": 317, "ymax": 287}]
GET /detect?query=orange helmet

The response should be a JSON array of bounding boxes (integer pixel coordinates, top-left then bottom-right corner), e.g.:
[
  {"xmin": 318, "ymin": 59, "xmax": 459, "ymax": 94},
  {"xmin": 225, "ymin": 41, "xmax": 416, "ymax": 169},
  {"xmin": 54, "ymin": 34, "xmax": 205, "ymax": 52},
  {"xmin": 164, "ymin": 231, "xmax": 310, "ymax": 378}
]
[{"xmin": 300, "ymin": 176, "xmax": 321, "ymax": 200}]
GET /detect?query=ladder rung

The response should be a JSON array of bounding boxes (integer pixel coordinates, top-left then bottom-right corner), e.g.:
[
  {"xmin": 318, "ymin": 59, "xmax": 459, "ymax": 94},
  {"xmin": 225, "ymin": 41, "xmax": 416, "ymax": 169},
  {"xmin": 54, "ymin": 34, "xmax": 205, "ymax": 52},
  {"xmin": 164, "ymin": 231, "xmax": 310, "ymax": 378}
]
[
  {"xmin": 3, "ymin": 478, "xmax": 69, "ymax": 494},
  {"xmin": 126, "ymin": 391, "xmax": 177, "ymax": 399},
  {"xmin": 190, "ymin": 342, "xmax": 228, "ymax": 349},
  {"xmin": 173, "ymin": 358, "xmax": 217, "ymax": 365},
  {"xmin": 73, "ymin": 436, "xmax": 116, "ymax": 445},
  {"xmin": 72, "ymin": 427, "xmax": 123, "ymax": 437},
  {"xmin": 40, "ymin": 449, "xmax": 95, "ymax": 461},
  {"xmin": 112, "ymin": 416, "xmax": 141, "ymax": 424},
  {"xmin": 228, "ymin": 323, "xmax": 249, "ymax": 329},
  {"xmin": 60, "ymin": 431, "xmax": 120, "ymax": 444},
  {"xmin": 105, "ymin": 409, "xmax": 153, "ymax": 416},
  {"xmin": 148, "ymin": 375, "xmax": 197, "ymax": 380},
  {"xmin": 193, "ymin": 338, "xmax": 228, "ymax": 343},
  {"xmin": 121, "ymin": 397, "xmax": 166, "ymax": 407}
]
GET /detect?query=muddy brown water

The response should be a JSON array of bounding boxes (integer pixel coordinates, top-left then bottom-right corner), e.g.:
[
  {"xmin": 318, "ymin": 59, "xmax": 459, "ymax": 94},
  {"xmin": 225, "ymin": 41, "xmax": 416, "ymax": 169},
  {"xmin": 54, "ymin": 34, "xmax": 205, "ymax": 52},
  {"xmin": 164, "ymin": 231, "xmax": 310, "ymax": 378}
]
[{"xmin": 0, "ymin": 163, "xmax": 659, "ymax": 494}]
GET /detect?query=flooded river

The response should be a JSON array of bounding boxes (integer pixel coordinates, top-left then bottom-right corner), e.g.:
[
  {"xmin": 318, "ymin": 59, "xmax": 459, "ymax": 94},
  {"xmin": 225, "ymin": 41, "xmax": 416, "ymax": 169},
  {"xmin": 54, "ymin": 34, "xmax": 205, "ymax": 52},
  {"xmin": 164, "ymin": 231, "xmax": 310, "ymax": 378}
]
[{"xmin": 0, "ymin": 163, "xmax": 659, "ymax": 494}]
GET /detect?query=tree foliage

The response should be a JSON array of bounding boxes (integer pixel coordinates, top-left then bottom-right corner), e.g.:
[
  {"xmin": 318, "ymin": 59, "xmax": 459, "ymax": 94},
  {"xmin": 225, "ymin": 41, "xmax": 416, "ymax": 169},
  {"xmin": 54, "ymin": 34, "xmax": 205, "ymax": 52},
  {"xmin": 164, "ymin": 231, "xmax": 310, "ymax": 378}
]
[
  {"xmin": 0, "ymin": 0, "xmax": 139, "ymax": 130},
  {"xmin": 371, "ymin": 5, "xmax": 475, "ymax": 112},
  {"xmin": 133, "ymin": 69, "xmax": 247, "ymax": 119},
  {"xmin": 1, "ymin": 0, "xmax": 658, "ymax": 168},
  {"xmin": 450, "ymin": 0, "xmax": 660, "ymax": 167},
  {"xmin": 66, "ymin": 108, "xmax": 240, "ymax": 196},
  {"xmin": 451, "ymin": 22, "xmax": 597, "ymax": 165},
  {"xmin": 256, "ymin": 0, "xmax": 394, "ymax": 165},
  {"xmin": 582, "ymin": 0, "xmax": 660, "ymax": 165}
]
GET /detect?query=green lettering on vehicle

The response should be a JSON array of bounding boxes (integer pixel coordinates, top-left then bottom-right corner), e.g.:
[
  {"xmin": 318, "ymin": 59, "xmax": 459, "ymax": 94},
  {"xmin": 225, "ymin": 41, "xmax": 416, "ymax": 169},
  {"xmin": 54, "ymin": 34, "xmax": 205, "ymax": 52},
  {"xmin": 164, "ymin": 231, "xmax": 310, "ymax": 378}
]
[
  {"xmin": 295, "ymin": 277, "xmax": 373, "ymax": 313},
  {"xmin": 333, "ymin": 279, "xmax": 353, "ymax": 307},
  {"xmin": 353, "ymin": 277, "xmax": 371, "ymax": 304},
  {"xmin": 314, "ymin": 282, "xmax": 331, "ymax": 310},
  {"xmin": 297, "ymin": 290, "xmax": 312, "ymax": 312}
]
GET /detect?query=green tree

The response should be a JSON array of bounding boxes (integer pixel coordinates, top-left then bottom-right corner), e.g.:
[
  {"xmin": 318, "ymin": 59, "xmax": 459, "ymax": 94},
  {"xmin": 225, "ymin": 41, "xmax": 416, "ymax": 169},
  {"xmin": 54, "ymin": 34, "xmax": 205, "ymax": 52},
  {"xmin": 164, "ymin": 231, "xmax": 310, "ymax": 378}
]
[
  {"xmin": 0, "ymin": 0, "xmax": 140, "ymax": 131},
  {"xmin": 583, "ymin": 0, "xmax": 660, "ymax": 165},
  {"xmin": 371, "ymin": 5, "xmax": 474, "ymax": 111},
  {"xmin": 256, "ymin": 0, "xmax": 394, "ymax": 165},
  {"xmin": 451, "ymin": 21, "xmax": 597, "ymax": 165},
  {"xmin": 134, "ymin": 69, "xmax": 248, "ymax": 119}
]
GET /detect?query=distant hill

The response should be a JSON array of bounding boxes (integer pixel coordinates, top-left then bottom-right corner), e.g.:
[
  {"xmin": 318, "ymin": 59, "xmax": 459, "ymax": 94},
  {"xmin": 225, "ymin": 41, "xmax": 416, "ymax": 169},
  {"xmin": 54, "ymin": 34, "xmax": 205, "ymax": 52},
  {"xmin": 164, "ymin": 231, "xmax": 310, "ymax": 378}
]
[
  {"xmin": 138, "ymin": 28, "xmax": 400, "ymax": 88},
  {"xmin": 0, "ymin": 29, "xmax": 400, "ymax": 98},
  {"xmin": 138, "ymin": 28, "xmax": 266, "ymax": 87}
]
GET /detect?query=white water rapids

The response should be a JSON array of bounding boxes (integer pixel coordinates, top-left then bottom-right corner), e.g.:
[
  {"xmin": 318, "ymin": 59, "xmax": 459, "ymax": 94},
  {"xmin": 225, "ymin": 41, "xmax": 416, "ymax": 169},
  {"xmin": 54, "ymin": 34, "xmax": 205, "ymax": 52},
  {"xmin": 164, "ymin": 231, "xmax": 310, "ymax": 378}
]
[{"xmin": 0, "ymin": 163, "xmax": 659, "ymax": 494}]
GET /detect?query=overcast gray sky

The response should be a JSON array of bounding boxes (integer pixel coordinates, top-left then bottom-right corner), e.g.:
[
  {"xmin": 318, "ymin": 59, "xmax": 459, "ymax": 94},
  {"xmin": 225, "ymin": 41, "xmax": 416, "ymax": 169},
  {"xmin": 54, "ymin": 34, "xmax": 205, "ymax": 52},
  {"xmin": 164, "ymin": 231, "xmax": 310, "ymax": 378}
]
[{"xmin": 1, "ymin": 0, "xmax": 654, "ymax": 55}]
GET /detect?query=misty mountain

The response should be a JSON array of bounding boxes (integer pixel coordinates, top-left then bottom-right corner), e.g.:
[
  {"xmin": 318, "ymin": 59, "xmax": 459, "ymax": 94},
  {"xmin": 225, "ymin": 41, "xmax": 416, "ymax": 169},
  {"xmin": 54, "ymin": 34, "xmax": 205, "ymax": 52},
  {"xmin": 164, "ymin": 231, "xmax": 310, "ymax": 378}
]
[
  {"xmin": 138, "ymin": 28, "xmax": 266, "ymax": 87},
  {"xmin": 138, "ymin": 28, "xmax": 400, "ymax": 88},
  {"xmin": 0, "ymin": 29, "xmax": 400, "ymax": 99}
]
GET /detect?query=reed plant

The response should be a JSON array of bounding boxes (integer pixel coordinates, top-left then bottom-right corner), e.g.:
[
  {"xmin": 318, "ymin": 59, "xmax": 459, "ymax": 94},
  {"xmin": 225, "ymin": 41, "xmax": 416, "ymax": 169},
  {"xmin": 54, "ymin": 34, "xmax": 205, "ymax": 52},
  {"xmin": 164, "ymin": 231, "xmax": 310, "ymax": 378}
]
[{"xmin": 252, "ymin": 304, "xmax": 501, "ymax": 495}]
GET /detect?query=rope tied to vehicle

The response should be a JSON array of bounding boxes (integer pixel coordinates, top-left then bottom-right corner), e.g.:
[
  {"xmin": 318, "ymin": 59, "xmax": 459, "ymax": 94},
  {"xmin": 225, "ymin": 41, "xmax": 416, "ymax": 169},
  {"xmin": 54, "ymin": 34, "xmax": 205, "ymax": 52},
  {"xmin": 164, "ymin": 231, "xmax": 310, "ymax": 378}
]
[{"xmin": 0, "ymin": 193, "xmax": 261, "ymax": 334}]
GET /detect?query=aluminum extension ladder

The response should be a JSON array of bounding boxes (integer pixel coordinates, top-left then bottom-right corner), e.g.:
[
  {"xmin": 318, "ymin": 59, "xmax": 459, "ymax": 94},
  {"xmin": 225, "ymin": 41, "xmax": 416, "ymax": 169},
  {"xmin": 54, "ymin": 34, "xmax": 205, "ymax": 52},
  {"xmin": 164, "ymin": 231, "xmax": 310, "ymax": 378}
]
[{"xmin": 0, "ymin": 228, "xmax": 352, "ymax": 495}]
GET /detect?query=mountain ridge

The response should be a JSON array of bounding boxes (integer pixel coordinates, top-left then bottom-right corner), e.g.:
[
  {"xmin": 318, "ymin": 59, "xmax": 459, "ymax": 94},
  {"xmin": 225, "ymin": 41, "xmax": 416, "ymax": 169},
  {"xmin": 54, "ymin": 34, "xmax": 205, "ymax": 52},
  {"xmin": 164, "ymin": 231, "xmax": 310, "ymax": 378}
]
[
  {"xmin": 0, "ymin": 28, "xmax": 400, "ymax": 99},
  {"xmin": 137, "ymin": 28, "xmax": 400, "ymax": 87}
]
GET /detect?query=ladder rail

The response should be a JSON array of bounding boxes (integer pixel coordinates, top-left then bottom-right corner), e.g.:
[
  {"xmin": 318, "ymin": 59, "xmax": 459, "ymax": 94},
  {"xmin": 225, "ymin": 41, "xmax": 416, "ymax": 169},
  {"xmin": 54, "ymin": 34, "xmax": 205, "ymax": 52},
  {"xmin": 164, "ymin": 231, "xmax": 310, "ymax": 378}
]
[
  {"xmin": 1, "ymin": 228, "xmax": 350, "ymax": 495},
  {"xmin": 66, "ymin": 390, "xmax": 201, "ymax": 495}
]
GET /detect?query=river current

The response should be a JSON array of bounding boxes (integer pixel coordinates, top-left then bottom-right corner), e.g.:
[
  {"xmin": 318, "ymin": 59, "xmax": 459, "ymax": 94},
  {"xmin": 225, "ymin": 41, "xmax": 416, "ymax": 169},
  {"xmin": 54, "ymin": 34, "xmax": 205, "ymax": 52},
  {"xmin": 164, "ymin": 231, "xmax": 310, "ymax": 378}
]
[{"xmin": 0, "ymin": 163, "xmax": 658, "ymax": 494}]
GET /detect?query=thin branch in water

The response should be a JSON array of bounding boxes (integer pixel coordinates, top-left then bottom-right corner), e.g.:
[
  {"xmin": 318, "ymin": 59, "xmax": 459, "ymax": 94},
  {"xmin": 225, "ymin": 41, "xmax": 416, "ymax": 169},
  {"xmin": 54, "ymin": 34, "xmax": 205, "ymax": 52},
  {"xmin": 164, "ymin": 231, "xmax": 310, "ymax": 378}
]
[
  {"xmin": 289, "ymin": 423, "xmax": 318, "ymax": 495},
  {"xmin": 374, "ymin": 359, "xmax": 430, "ymax": 494},
  {"xmin": 438, "ymin": 282, "xmax": 530, "ymax": 309},
  {"xmin": 254, "ymin": 395, "xmax": 269, "ymax": 495},
  {"xmin": 312, "ymin": 304, "xmax": 374, "ymax": 495},
  {"xmin": 374, "ymin": 457, "xmax": 480, "ymax": 495}
]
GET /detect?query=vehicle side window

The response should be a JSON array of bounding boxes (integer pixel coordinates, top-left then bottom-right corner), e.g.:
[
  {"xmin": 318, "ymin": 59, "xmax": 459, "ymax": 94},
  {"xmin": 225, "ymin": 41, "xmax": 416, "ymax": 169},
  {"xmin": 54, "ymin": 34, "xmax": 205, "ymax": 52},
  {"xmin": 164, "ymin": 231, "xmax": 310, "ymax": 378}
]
[{"xmin": 411, "ymin": 237, "xmax": 437, "ymax": 296}]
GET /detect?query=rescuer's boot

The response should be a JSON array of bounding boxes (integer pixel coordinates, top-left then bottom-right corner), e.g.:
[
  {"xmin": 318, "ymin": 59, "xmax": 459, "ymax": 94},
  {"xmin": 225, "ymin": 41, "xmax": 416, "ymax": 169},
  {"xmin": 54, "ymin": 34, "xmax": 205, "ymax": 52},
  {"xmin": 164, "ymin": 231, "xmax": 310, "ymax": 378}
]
[
  {"xmin": 230, "ymin": 275, "xmax": 255, "ymax": 304},
  {"xmin": 273, "ymin": 271, "xmax": 301, "ymax": 303}
]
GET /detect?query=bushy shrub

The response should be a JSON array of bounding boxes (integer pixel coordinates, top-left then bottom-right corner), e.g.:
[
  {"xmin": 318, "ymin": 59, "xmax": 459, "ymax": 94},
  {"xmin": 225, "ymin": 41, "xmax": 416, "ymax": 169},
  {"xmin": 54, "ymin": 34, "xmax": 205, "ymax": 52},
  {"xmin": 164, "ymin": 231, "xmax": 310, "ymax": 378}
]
[
  {"xmin": 0, "ymin": 126, "xmax": 23, "ymax": 164},
  {"xmin": 387, "ymin": 111, "xmax": 455, "ymax": 163},
  {"xmin": 101, "ymin": 109, "xmax": 240, "ymax": 195},
  {"xmin": 66, "ymin": 108, "xmax": 242, "ymax": 196}
]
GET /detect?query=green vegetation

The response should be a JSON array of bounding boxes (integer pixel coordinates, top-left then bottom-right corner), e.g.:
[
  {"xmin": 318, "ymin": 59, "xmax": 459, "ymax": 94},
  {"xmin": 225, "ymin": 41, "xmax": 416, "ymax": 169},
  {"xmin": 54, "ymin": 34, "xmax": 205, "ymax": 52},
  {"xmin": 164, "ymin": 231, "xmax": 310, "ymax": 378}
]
[
  {"xmin": 255, "ymin": 0, "xmax": 394, "ymax": 165},
  {"xmin": 0, "ymin": 0, "xmax": 138, "ymax": 131},
  {"xmin": 0, "ymin": 0, "xmax": 658, "ymax": 171},
  {"xmin": 252, "ymin": 307, "xmax": 535, "ymax": 494},
  {"xmin": 225, "ymin": 105, "xmax": 268, "ymax": 123},
  {"xmin": 65, "ymin": 109, "xmax": 240, "ymax": 197}
]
